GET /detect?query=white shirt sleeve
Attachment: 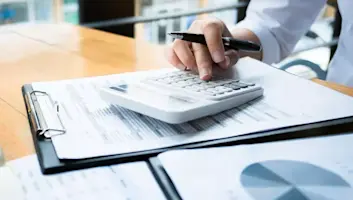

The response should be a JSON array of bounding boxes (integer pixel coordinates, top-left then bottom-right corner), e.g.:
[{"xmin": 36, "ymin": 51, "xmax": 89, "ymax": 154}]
[{"xmin": 233, "ymin": 0, "xmax": 327, "ymax": 64}]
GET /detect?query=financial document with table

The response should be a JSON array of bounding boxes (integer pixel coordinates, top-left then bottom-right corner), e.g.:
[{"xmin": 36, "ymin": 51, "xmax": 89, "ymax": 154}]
[{"xmin": 30, "ymin": 57, "xmax": 353, "ymax": 159}]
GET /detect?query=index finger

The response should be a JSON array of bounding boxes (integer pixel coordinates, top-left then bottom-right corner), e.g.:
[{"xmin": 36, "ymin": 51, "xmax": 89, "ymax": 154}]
[{"xmin": 202, "ymin": 20, "xmax": 225, "ymax": 64}]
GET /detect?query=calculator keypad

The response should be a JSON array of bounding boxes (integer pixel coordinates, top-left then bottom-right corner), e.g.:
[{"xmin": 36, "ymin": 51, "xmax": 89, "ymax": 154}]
[{"xmin": 143, "ymin": 71, "xmax": 258, "ymax": 100}]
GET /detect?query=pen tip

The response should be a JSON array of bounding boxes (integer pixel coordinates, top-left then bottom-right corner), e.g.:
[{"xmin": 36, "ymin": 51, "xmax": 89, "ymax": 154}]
[
  {"xmin": 168, "ymin": 32, "xmax": 183, "ymax": 39},
  {"xmin": 169, "ymin": 31, "xmax": 183, "ymax": 35}
]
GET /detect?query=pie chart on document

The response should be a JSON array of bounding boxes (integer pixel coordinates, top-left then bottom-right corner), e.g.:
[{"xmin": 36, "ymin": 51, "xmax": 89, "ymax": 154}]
[{"xmin": 240, "ymin": 160, "xmax": 353, "ymax": 200}]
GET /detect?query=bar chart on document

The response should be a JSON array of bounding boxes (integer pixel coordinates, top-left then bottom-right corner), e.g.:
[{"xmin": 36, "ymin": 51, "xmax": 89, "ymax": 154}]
[{"xmin": 31, "ymin": 71, "xmax": 310, "ymax": 159}]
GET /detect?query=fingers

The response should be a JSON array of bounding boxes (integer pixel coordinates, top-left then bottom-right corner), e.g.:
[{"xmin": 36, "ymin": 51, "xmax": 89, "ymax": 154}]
[
  {"xmin": 192, "ymin": 42, "xmax": 213, "ymax": 80},
  {"xmin": 202, "ymin": 19, "xmax": 226, "ymax": 66},
  {"xmin": 224, "ymin": 49, "xmax": 240, "ymax": 67},
  {"xmin": 166, "ymin": 20, "xmax": 201, "ymax": 71},
  {"xmin": 166, "ymin": 45, "xmax": 186, "ymax": 70},
  {"xmin": 166, "ymin": 45, "xmax": 240, "ymax": 77},
  {"xmin": 166, "ymin": 18, "xmax": 237, "ymax": 77},
  {"xmin": 173, "ymin": 39, "xmax": 197, "ymax": 70}
]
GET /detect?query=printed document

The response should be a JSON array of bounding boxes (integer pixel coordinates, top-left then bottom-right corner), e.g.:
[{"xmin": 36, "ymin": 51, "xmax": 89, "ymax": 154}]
[
  {"xmin": 0, "ymin": 155, "xmax": 166, "ymax": 200},
  {"xmin": 31, "ymin": 57, "xmax": 353, "ymax": 159},
  {"xmin": 157, "ymin": 133, "xmax": 353, "ymax": 200}
]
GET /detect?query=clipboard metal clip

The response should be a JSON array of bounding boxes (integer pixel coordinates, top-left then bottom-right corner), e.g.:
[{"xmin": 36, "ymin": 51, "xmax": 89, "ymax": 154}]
[{"xmin": 29, "ymin": 91, "xmax": 67, "ymax": 139}]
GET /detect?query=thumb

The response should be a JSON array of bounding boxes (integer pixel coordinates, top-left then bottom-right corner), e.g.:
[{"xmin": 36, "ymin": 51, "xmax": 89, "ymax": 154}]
[{"xmin": 224, "ymin": 50, "xmax": 240, "ymax": 68}]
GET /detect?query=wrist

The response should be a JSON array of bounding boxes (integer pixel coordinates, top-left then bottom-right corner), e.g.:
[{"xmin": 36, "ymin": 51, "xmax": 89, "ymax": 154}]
[{"xmin": 230, "ymin": 28, "xmax": 263, "ymax": 61}]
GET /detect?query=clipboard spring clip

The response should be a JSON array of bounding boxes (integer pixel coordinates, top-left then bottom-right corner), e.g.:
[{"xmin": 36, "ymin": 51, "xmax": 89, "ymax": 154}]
[{"xmin": 29, "ymin": 91, "xmax": 67, "ymax": 139}]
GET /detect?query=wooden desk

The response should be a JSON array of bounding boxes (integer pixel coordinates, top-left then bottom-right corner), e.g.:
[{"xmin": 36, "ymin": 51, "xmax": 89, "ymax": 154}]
[{"xmin": 1, "ymin": 23, "xmax": 352, "ymax": 162}]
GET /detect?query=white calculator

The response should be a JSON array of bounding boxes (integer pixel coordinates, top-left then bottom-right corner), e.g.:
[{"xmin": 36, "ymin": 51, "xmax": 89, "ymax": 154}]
[{"xmin": 100, "ymin": 70, "xmax": 264, "ymax": 124}]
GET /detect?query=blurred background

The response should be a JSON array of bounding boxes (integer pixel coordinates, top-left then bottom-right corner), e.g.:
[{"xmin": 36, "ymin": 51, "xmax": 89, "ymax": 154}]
[
  {"xmin": 0, "ymin": 0, "xmax": 340, "ymax": 80},
  {"xmin": 0, "ymin": 0, "xmax": 78, "ymax": 24}
]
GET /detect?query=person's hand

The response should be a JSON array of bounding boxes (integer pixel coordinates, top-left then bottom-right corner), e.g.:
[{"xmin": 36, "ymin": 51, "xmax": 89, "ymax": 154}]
[{"xmin": 166, "ymin": 17, "xmax": 240, "ymax": 80}]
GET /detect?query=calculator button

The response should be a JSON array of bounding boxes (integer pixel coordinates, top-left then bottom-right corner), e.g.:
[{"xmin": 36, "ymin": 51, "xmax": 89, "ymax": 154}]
[
  {"xmin": 215, "ymin": 86, "xmax": 233, "ymax": 92},
  {"xmin": 184, "ymin": 73, "xmax": 196, "ymax": 78},
  {"xmin": 191, "ymin": 78, "xmax": 203, "ymax": 84},
  {"xmin": 166, "ymin": 71, "xmax": 186, "ymax": 77},
  {"xmin": 199, "ymin": 90, "xmax": 216, "ymax": 96},
  {"xmin": 225, "ymin": 84, "xmax": 242, "ymax": 90},
  {"xmin": 181, "ymin": 76, "xmax": 195, "ymax": 81},
  {"xmin": 198, "ymin": 84, "xmax": 209, "ymax": 89},
  {"xmin": 203, "ymin": 82, "xmax": 218, "ymax": 87},
  {"xmin": 184, "ymin": 79, "xmax": 196, "ymax": 84},
  {"xmin": 211, "ymin": 79, "xmax": 233, "ymax": 85},
  {"xmin": 189, "ymin": 87, "xmax": 201, "ymax": 91},
  {"xmin": 235, "ymin": 82, "xmax": 249, "ymax": 88},
  {"xmin": 159, "ymin": 78, "xmax": 173, "ymax": 84},
  {"xmin": 206, "ymin": 88, "xmax": 216, "ymax": 93},
  {"xmin": 242, "ymin": 82, "xmax": 255, "ymax": 86},
  {"xmin": 173, "ymin": 81, "xmax": 189, "ymax": 87},
  {"xmin": 141, "ymin": 71, "xmax": 259, "ymax": 100}
]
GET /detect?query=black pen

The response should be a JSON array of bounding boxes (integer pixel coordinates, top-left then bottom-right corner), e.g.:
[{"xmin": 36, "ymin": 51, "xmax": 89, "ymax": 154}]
[{"xmin": 168, "ymin": 32, "xmax": 262, "ymax": 52}]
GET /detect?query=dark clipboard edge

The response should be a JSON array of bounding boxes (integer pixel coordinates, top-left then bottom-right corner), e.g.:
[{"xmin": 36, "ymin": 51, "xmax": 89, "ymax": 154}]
[
  {"xmin": 147, "ymin": 157, "xmax": 182, "ymax": 200},
  {"xmin": 22, "ymin": 84, "xmax": 353, "ymax": 175}
]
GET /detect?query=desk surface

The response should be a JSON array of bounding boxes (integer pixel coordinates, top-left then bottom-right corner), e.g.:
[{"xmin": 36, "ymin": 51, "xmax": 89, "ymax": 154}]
[{"xmin": 0, "ymin": 23, "xmax": 352, "ymax": 162}]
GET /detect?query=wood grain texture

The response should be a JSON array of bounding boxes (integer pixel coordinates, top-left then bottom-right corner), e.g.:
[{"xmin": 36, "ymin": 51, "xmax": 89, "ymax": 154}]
[
  {"xmin": 0, "ymin": 23, "xmax": 352, "ymax": 162},
  {"xmin": 0, "ymin": 23, "xmax": 170, "ymax": 161},
  {"xmin": 312, "ymin": 78, "xmax": 353, "ymax": 97},
  {"xmin": 0, "ymin": 23, "xmax": 170, "ymax": 114},
  {"xmin": 0, "ymin": 100, "xmax": 33, "ymax": 161}
]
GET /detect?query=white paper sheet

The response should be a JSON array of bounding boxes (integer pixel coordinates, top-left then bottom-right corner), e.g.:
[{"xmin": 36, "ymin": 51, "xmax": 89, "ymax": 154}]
[
  {"xmin": 158, "ymin": 133, "xmax": 353, "ymax": 200},
  {"xmin": 31, "ymin": 57, "xmax": 353, "ymax": 159},
  {"xmin": 1, "ymin": 155, "xmax": 166, "ymax": 200}
]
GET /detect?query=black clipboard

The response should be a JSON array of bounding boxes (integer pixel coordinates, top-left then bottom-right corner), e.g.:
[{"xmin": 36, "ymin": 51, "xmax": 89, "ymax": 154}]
[
  {"xmin": 22, "ymin": 84, "xmax": 353, "ymax": 175},
  {"xmin": 147, "ymin": 157, "xmax": 183, "ymax": 200}
]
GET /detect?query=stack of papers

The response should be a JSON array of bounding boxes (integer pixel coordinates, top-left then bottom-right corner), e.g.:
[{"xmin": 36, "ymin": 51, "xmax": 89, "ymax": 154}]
[
  {"xmin": 157, "ymin": 133, "xmax": 353, "ymax": 200},
  {"xmin": 30, "ymin": 57, "xmax": 353, "ymax": 159},
  {"xmin": 0, "ymin": 155, "xmax": 166, "ymax": 200}
]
